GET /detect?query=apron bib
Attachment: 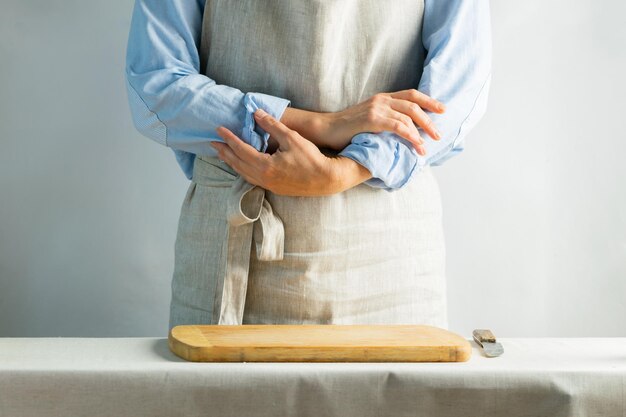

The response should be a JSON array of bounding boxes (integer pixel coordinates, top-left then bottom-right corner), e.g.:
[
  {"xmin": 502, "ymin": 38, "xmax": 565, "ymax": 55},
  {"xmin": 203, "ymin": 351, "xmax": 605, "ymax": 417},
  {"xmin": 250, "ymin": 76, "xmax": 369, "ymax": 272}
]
[{"xmin": 169, "ymin": 0, "xmax": 449, "ymax": 330}]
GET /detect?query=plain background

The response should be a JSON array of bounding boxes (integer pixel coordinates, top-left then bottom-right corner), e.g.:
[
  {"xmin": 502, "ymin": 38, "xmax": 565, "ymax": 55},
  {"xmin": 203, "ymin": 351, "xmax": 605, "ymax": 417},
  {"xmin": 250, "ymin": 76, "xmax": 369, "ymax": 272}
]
[{"xmin": 1, "ymin": 0, "xmax": 624, "ymax": 337}]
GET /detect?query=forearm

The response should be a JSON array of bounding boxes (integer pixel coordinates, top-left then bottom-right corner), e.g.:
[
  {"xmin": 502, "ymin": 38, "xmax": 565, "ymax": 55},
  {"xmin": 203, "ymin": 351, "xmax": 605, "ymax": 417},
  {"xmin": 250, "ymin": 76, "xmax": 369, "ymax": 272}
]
[
  {"xmin": 327, "ymin": 155, "xmax": 374, "ymax": 192},
  {"xmin": 266, "ymin": 107, "xmax": 335, "ymax": 153},
  {"xmin": 281, "ymin": 107, "xmax": 328, "ymax": 144}
]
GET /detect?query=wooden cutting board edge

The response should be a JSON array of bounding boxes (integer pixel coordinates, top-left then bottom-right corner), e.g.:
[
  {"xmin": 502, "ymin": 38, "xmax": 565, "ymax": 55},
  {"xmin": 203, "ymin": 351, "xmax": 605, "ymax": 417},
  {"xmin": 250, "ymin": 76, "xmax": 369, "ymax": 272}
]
[{"xmin": 168, "ymin": 324, "xmax": 472, "ymax": 363}]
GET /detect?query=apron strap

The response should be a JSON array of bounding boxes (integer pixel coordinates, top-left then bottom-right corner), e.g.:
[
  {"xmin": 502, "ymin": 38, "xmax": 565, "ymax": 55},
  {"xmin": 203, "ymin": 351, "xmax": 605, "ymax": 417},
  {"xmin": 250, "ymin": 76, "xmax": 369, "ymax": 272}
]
[{"xmin": 192, "ymin": 156, "xmax": 284, "ymax": 325}]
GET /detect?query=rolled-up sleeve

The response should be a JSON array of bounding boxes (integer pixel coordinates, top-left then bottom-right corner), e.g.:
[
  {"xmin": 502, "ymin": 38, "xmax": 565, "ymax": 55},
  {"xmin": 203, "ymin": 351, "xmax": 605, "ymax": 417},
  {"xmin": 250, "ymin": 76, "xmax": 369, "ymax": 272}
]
[
  {"xmin": 338, "ymin": 0, "xmax": 492, "ymax": 191},
  {"xmin": 124, "ymin": 0, "xmax": 291, "ymax": 179}
]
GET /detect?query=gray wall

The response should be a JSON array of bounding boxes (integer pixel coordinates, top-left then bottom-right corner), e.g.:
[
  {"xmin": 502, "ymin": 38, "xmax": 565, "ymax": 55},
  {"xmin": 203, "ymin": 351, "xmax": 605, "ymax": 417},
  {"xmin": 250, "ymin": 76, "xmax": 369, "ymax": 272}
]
[{"xmin": 1, "ymin": 1, "xmax": 624, "ymax": 337}]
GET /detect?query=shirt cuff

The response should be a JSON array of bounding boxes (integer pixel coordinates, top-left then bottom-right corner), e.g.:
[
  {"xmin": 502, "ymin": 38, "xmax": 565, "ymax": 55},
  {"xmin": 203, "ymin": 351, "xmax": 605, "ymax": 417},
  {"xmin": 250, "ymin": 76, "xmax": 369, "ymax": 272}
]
[
  {"xmin": 243, "ymin": 92, "xmax": 292, "ymax": 153},
  {"xmin": 337, "ymin": 131, "xmax": 420, "ymax": 191}
]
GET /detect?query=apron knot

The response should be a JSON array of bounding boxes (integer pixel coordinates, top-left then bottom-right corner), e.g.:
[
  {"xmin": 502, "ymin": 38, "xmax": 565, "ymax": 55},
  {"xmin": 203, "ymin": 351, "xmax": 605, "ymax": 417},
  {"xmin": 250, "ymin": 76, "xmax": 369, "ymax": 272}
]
[{"xmin": 227, "ymin": 176, "xmax": 285, "ymax": 261}]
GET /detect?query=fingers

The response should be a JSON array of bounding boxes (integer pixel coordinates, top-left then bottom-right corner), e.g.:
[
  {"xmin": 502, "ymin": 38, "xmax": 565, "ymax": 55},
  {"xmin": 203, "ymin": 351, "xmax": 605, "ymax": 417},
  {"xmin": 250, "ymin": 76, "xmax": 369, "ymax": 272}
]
[
  {"xmin": 253, "ymin": 109, "xmax": 293, "ymax": 150},
  {"xmin": 211, "ymin": 126, "xmax": 272, "ymax": 186},
  {"xmin": 387, "ymin": 88, "xmax": 446, "ymax": 114},
  {"xmin": 216, "ymin": 126, "xmax": 262, "ymax": 164},
  {"xmin": 389, "ymin": 99, "xmax": 442, "ymax": 141},
  {"xmin": 374, "ymin": 113, "xmax": 427, "ymax": 156},
  {"xmin": 210, "ymin": 140, "xmax": 263, "ymax": 186}
]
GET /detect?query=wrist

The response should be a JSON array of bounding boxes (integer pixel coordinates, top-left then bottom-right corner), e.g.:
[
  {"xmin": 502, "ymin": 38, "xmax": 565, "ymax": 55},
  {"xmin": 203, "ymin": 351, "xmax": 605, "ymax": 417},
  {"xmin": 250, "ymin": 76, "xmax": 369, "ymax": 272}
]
[
  {"xmin": 328, "ymin": 155, "xmax": 373, "ymax": 192},
  {"xmin": 315, "ymin": 110, "xmax": 350, "ymax": 151}
]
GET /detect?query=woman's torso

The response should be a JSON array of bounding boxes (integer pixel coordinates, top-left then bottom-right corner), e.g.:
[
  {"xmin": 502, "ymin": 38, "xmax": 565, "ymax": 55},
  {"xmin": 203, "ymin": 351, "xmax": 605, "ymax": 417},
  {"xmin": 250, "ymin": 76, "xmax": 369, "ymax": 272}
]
[{"xmin": 170, "ymin": 0, "xmax": 448, "ymax": 329}]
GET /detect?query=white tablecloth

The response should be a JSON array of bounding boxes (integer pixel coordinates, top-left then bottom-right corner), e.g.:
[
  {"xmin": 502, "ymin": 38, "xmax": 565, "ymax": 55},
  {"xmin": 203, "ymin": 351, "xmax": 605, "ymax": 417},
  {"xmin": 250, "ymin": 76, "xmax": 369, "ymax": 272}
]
[{"xmin": 1, "ymin": 337, "xmax": 624, "ymax": 417}]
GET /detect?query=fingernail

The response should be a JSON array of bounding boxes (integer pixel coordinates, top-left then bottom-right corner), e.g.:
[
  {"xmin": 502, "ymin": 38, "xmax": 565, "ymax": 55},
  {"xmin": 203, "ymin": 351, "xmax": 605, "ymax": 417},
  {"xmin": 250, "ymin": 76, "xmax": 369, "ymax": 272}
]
[
  {"xmin": 255, "ymin": 108, "xmax": 267, "ymax": 118},
  {"xmin": 434, "ymin": 129, "xmax": 442, "ymax": 140},
  {"xmin": 438, "ymin": 103, "xmax": 446, "ymax": 112}
]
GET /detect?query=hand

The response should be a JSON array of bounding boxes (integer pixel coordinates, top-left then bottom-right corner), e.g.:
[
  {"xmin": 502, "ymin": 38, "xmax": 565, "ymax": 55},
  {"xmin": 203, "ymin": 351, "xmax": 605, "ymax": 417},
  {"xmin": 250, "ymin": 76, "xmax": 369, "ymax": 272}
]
[
  {"xmin": 312, "ymin": 89, "xmax": 446, "ymax": 155},
  {"xmin": 210, "ymin": 109, "xmax": 365, "ymax": 196}
]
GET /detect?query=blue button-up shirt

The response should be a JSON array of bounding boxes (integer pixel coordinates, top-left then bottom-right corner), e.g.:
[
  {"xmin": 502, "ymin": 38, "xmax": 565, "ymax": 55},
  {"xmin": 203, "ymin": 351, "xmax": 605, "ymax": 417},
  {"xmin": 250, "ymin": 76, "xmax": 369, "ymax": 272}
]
[{"xmin": 125, "ymin": 0, "xmax": 492, "ymax": 191}]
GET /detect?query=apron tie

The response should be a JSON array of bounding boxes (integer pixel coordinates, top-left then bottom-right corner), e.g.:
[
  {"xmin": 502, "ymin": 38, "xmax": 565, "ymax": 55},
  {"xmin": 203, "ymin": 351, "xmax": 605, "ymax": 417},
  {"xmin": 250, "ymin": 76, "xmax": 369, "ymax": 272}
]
[
  {"xmin": 192, "ymin": 156, "xmax": 284, "ymax": 325},
  {"xmin": 226, "ymin": 176, "xmax": 285, "ymax": 262}
]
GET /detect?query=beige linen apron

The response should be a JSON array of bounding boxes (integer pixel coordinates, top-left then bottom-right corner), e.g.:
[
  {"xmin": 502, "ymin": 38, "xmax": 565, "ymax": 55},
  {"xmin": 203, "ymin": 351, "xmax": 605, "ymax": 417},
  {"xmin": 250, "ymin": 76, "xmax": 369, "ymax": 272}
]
[{"xmin": 168, "ymin": 0, "xmax": 449, "ymax": 331}]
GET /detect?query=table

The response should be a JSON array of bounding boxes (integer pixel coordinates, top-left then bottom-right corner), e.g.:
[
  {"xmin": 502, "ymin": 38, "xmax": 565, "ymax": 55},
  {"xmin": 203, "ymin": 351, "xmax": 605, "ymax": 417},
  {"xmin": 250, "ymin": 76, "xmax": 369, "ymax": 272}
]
[{"xmin": 1, "ymin": 337, "xmax": 624, "ymax": 417}]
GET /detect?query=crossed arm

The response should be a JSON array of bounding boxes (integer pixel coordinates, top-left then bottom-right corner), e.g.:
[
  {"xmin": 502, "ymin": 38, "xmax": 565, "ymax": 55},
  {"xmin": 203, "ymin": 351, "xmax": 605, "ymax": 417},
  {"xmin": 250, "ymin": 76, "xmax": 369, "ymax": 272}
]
[
  {"xmin": 211, "ymin": 90, "xmax": 444, "ymax": 195},
  {"xmin": 125, "ymin": 0, "xmax": 491, "ymax": 194}
]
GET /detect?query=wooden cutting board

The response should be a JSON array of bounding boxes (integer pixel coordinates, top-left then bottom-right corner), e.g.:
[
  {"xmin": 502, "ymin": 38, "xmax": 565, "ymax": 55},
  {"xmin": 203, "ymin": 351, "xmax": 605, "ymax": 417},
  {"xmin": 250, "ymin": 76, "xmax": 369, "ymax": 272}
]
[{"xmin": 168, "ymin": 324, "xmax": 472, "ymax": 362}]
